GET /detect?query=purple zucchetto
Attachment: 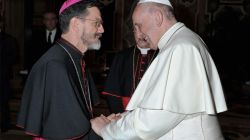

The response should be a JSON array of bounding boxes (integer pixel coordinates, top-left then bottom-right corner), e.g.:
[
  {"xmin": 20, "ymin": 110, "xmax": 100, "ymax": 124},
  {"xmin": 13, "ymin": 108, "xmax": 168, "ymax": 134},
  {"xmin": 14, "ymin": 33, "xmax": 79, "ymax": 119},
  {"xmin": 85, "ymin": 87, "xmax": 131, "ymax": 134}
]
[{"xmin": 59, "ymin": 0, "xmax": 82, "ymax": 14}]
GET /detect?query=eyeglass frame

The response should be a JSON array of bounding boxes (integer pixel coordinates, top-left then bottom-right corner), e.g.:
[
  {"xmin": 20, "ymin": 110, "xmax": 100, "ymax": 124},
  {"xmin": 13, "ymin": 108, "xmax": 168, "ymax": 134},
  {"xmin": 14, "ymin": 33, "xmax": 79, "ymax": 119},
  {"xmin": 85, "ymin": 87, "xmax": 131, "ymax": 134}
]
[{"xmin": 77, "ymin": 17, "xmax": 103, "ymax": 28}]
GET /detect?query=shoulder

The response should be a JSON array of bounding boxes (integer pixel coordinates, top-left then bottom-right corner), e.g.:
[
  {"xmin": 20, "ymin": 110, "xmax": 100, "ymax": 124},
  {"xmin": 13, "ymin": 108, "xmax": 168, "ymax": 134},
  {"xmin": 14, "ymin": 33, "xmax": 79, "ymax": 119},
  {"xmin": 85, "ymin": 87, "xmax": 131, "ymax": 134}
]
[
  {"xmin": 31, "ymin": 47, "xmax": 68, "ymax": 73},
  {"xmin": 166, "ymin": 27, "xmax": 206, "ymax": 56},
  {"xmin": 42, "ymin": 45, "xmax": 66, "ymax": 60},
  {"xmin": 159, "ymin": 41, "xmax": 203, "ymax": 62},
  {"xmin": 172, "ymin": 26, "xmax": 204, "ymax": 47},
  {"xmin": 169, "ymin": 44, "xmax": 203, "ymax": 61}
]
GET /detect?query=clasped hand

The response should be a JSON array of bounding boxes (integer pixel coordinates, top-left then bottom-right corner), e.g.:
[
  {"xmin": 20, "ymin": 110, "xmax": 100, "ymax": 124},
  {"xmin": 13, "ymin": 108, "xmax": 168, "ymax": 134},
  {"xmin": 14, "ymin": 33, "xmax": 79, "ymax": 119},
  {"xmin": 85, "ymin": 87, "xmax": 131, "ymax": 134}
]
[{"xmin": 90, "ymin": 113, "xmax": 121, "ymax": 136}]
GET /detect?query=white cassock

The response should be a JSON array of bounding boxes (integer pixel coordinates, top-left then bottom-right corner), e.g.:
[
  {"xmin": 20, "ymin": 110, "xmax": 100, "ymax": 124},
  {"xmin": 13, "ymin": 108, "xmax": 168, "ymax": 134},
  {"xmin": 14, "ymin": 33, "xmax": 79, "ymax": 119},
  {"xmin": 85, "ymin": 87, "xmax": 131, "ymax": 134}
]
[{"xmin": 101, "ymin": 22, "xmax": 228, "ymax": 140}]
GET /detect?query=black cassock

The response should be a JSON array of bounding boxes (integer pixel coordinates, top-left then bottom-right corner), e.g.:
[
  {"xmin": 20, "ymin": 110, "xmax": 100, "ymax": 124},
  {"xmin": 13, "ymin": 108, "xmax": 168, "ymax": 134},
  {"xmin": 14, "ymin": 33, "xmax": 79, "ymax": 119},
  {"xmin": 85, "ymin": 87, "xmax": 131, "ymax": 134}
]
[
  {"xmin": 17, "ymin": 38, "xmax": 101, "ymax": 140},
  {"xmin": 102, "ymin": 46, "xmax": 158, "ymax": 113}
]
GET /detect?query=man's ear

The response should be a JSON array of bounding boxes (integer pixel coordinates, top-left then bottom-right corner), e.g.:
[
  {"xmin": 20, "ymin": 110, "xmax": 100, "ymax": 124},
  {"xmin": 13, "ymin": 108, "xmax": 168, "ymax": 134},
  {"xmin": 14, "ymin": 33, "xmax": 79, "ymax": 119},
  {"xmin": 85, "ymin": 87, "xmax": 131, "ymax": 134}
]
[
  {"xmin": 70, "ymin": 17, "xmax": 81, "ymax": 32},
  {"xmin": 154, "ymin": 10, "xmax": 163, "ymax": 27}
]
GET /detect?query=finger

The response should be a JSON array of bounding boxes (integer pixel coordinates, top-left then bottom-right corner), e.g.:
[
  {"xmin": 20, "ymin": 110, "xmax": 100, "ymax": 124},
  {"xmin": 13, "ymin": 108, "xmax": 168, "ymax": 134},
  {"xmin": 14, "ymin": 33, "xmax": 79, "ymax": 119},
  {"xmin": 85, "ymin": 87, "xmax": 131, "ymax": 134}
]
[
  {"xmin": 99, "ymin": 115, "xmax": 111, "ymax": 123},
  {"xmin": 115, "ymin": 113, "xmax": 121, "ymax": 116},
  {"xmin": 107, "ymin": 114, "xmax": 116, "ymax": 120}
]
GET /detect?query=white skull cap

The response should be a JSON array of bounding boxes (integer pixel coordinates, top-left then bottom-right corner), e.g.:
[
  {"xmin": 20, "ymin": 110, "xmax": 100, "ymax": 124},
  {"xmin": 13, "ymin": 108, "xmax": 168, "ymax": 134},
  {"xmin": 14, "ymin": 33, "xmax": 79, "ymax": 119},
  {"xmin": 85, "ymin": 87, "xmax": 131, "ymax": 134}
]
[{"xmin": 138, "ymin": 0, "xmax": 173, "ymax": 8}]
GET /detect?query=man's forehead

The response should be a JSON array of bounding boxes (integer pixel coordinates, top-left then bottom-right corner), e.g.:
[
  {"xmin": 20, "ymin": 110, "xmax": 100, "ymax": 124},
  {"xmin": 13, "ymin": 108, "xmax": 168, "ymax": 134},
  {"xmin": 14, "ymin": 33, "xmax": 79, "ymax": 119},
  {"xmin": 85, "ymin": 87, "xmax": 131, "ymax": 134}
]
[
  {"xmin": 133, "ymin": 6, "xmax": 147, "ymax": 20},
  {"xmin": 133, "ymin": 4, "xmax": 147, "ymax": 16},
  {"xmin": 85, "ymin": 7, "xmax": 102, "ymax": 19}
]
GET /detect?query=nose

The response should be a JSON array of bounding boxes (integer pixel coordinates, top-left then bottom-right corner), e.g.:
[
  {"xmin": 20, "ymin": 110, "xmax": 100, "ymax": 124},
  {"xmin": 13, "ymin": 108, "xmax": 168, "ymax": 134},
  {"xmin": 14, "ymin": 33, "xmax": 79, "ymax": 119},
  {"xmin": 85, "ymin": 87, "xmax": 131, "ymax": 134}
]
[
  {"xmin": 98, "ymin": 24, "xmax": 104, "ymax": 33},
  {"xmin": 134, "ymin": 30, "xmax": 145, "ymax": 41}
]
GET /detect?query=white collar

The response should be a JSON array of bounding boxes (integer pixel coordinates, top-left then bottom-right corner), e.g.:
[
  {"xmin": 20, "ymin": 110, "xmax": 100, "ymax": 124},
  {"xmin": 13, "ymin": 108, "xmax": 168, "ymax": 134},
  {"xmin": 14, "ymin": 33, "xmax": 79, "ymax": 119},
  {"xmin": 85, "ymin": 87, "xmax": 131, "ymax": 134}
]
[
  {"xmin": 46, "ymin": 28, "xmax": 57, "ymax": 34},
  {"xmin": 137, "ymin": 46, "xmax": 151, "ymax": 55}
]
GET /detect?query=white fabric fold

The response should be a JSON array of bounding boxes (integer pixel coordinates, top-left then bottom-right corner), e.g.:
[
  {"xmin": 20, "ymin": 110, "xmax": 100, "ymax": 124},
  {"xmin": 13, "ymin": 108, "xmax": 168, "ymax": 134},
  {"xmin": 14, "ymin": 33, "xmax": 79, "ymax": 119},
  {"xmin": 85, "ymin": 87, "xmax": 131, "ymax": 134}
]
[
  {"xmin": 126, "ymin": 22, "xmax": 227, "ymax": 114},
  {"xmin": 101, "ymin": 110, "xmax": 186, "ymax": 140},
  {"xmin": 101, "ymin": 22, "xmax": 227, "ymax": 140}
]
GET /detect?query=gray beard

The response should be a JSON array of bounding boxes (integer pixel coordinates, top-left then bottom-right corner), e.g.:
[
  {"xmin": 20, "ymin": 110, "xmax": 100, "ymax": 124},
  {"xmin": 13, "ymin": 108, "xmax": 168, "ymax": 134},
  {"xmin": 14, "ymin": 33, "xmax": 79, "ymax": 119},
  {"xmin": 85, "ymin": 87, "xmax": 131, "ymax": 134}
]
[{"xmin": 88, "ymin": 40, "xmax": 101, "ymax": 50}]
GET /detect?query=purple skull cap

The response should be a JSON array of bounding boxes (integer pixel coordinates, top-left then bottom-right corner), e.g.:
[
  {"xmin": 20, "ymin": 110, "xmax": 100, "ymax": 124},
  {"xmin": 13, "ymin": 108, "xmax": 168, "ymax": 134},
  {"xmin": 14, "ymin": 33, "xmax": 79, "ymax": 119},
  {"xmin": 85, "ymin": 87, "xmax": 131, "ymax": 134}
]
[{"xmin": 59, "ymin": 0, "xmax": 82, "ymax": 14}]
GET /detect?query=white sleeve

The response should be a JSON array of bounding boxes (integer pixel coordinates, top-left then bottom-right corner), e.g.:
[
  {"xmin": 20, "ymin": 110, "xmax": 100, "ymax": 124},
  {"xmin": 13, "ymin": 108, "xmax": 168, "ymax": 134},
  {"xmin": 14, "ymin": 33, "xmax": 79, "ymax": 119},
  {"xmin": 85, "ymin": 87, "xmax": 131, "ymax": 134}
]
[{"xmin": 100, "ymin": 109, "xmax": 186, "ymax": 140}]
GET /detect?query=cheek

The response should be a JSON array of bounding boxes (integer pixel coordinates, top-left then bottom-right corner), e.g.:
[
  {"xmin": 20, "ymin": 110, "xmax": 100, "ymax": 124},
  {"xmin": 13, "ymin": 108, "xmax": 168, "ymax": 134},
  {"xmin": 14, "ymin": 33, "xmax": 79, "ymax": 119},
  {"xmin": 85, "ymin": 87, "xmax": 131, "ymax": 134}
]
[
  {"xmin": 78, "ymin": 29, "xmax": 85, "ymax": 38},
  {"xmin": 144, "ymin": 22, "xmax": 157, "ymax": 39},
  {"xmin": 84, "ymin": 26, "xmax": 95, "ymax": 34}
]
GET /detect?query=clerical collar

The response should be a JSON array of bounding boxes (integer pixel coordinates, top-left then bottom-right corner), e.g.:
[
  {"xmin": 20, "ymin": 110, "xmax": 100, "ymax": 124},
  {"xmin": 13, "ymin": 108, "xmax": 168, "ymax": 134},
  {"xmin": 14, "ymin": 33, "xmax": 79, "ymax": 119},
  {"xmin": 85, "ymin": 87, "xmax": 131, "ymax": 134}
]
[{"xmin": 137, "ymin": 46, "xmax": 151, "ymax": 55}]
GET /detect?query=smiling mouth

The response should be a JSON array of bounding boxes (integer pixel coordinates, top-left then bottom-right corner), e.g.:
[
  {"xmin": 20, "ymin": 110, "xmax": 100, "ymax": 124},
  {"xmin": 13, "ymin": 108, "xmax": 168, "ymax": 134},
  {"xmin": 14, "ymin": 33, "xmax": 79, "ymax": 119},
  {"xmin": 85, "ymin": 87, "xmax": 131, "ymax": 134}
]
[{"xmin": 96, "ymin": 34, "xmax": 102, "ymax": 38}]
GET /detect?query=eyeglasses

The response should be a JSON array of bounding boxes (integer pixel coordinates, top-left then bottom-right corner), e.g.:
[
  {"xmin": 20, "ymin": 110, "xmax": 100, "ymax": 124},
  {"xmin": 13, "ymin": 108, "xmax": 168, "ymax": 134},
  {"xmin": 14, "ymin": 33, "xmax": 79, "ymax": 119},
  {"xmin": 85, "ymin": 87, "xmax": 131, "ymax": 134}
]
[{"xmin": 78, "ymin": 17, "xmax": 103, "ymax": 28}]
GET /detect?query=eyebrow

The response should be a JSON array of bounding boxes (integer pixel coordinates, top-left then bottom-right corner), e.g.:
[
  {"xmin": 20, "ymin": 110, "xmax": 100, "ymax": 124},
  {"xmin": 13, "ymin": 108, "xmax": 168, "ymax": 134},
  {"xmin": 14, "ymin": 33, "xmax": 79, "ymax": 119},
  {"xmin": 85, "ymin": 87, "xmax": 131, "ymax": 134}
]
[{"xmin": 94, "ymin": 17, "xmax": 102, "ymax": 20}]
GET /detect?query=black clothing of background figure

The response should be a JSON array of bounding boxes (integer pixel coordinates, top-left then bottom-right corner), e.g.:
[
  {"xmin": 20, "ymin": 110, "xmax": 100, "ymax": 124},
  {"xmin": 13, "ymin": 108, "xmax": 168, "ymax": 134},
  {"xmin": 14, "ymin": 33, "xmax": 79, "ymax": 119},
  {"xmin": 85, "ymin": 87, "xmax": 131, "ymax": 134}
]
[
  {"xmin": 0, "ymin": 29, "xmax": 18, "ymax": 133},
  {"xmin": 17, "ymin": 38, "xmax": 100, "ymax": 139},
  {"xmin": 27, "ymin": 11, "xmax": 61, "ymax": 70},
  {"xmin": 102, "ymin": 46, "xmax": 158, "ymax": 113}
]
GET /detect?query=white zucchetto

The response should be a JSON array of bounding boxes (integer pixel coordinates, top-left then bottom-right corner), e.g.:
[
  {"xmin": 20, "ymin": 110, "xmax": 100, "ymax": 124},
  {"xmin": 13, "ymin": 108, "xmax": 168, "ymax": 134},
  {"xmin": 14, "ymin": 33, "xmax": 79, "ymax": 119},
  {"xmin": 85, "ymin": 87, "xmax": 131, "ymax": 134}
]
[{"xmin": 138, "ymin": 0, "xmax": 173, "ymax": 8}]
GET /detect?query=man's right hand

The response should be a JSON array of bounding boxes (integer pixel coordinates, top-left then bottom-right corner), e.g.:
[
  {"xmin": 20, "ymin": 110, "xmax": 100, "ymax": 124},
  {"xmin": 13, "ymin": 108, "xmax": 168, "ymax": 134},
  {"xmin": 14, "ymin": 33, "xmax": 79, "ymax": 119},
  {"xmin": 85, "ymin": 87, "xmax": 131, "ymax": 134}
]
[{"xmin": 90, "ymin": 114, "xmax": 111, "ymax": 136}]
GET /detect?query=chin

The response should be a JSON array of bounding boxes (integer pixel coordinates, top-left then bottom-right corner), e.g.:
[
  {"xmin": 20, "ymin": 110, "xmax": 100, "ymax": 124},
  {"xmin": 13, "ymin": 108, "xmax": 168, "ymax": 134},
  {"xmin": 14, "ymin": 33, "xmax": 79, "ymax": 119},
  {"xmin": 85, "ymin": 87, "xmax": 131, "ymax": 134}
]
[{"xmin": 88, "ymin": 41, "xmax": 101, "ymax": 50}]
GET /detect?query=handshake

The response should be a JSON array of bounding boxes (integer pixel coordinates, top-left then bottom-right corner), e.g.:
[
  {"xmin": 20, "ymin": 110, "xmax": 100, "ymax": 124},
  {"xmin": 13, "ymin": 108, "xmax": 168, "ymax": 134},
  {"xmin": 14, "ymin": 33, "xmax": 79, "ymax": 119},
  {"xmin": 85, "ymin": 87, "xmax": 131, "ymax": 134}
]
[{"xmin": 90, "ymin": 113, "xmax": 122, "ymax": 136}]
